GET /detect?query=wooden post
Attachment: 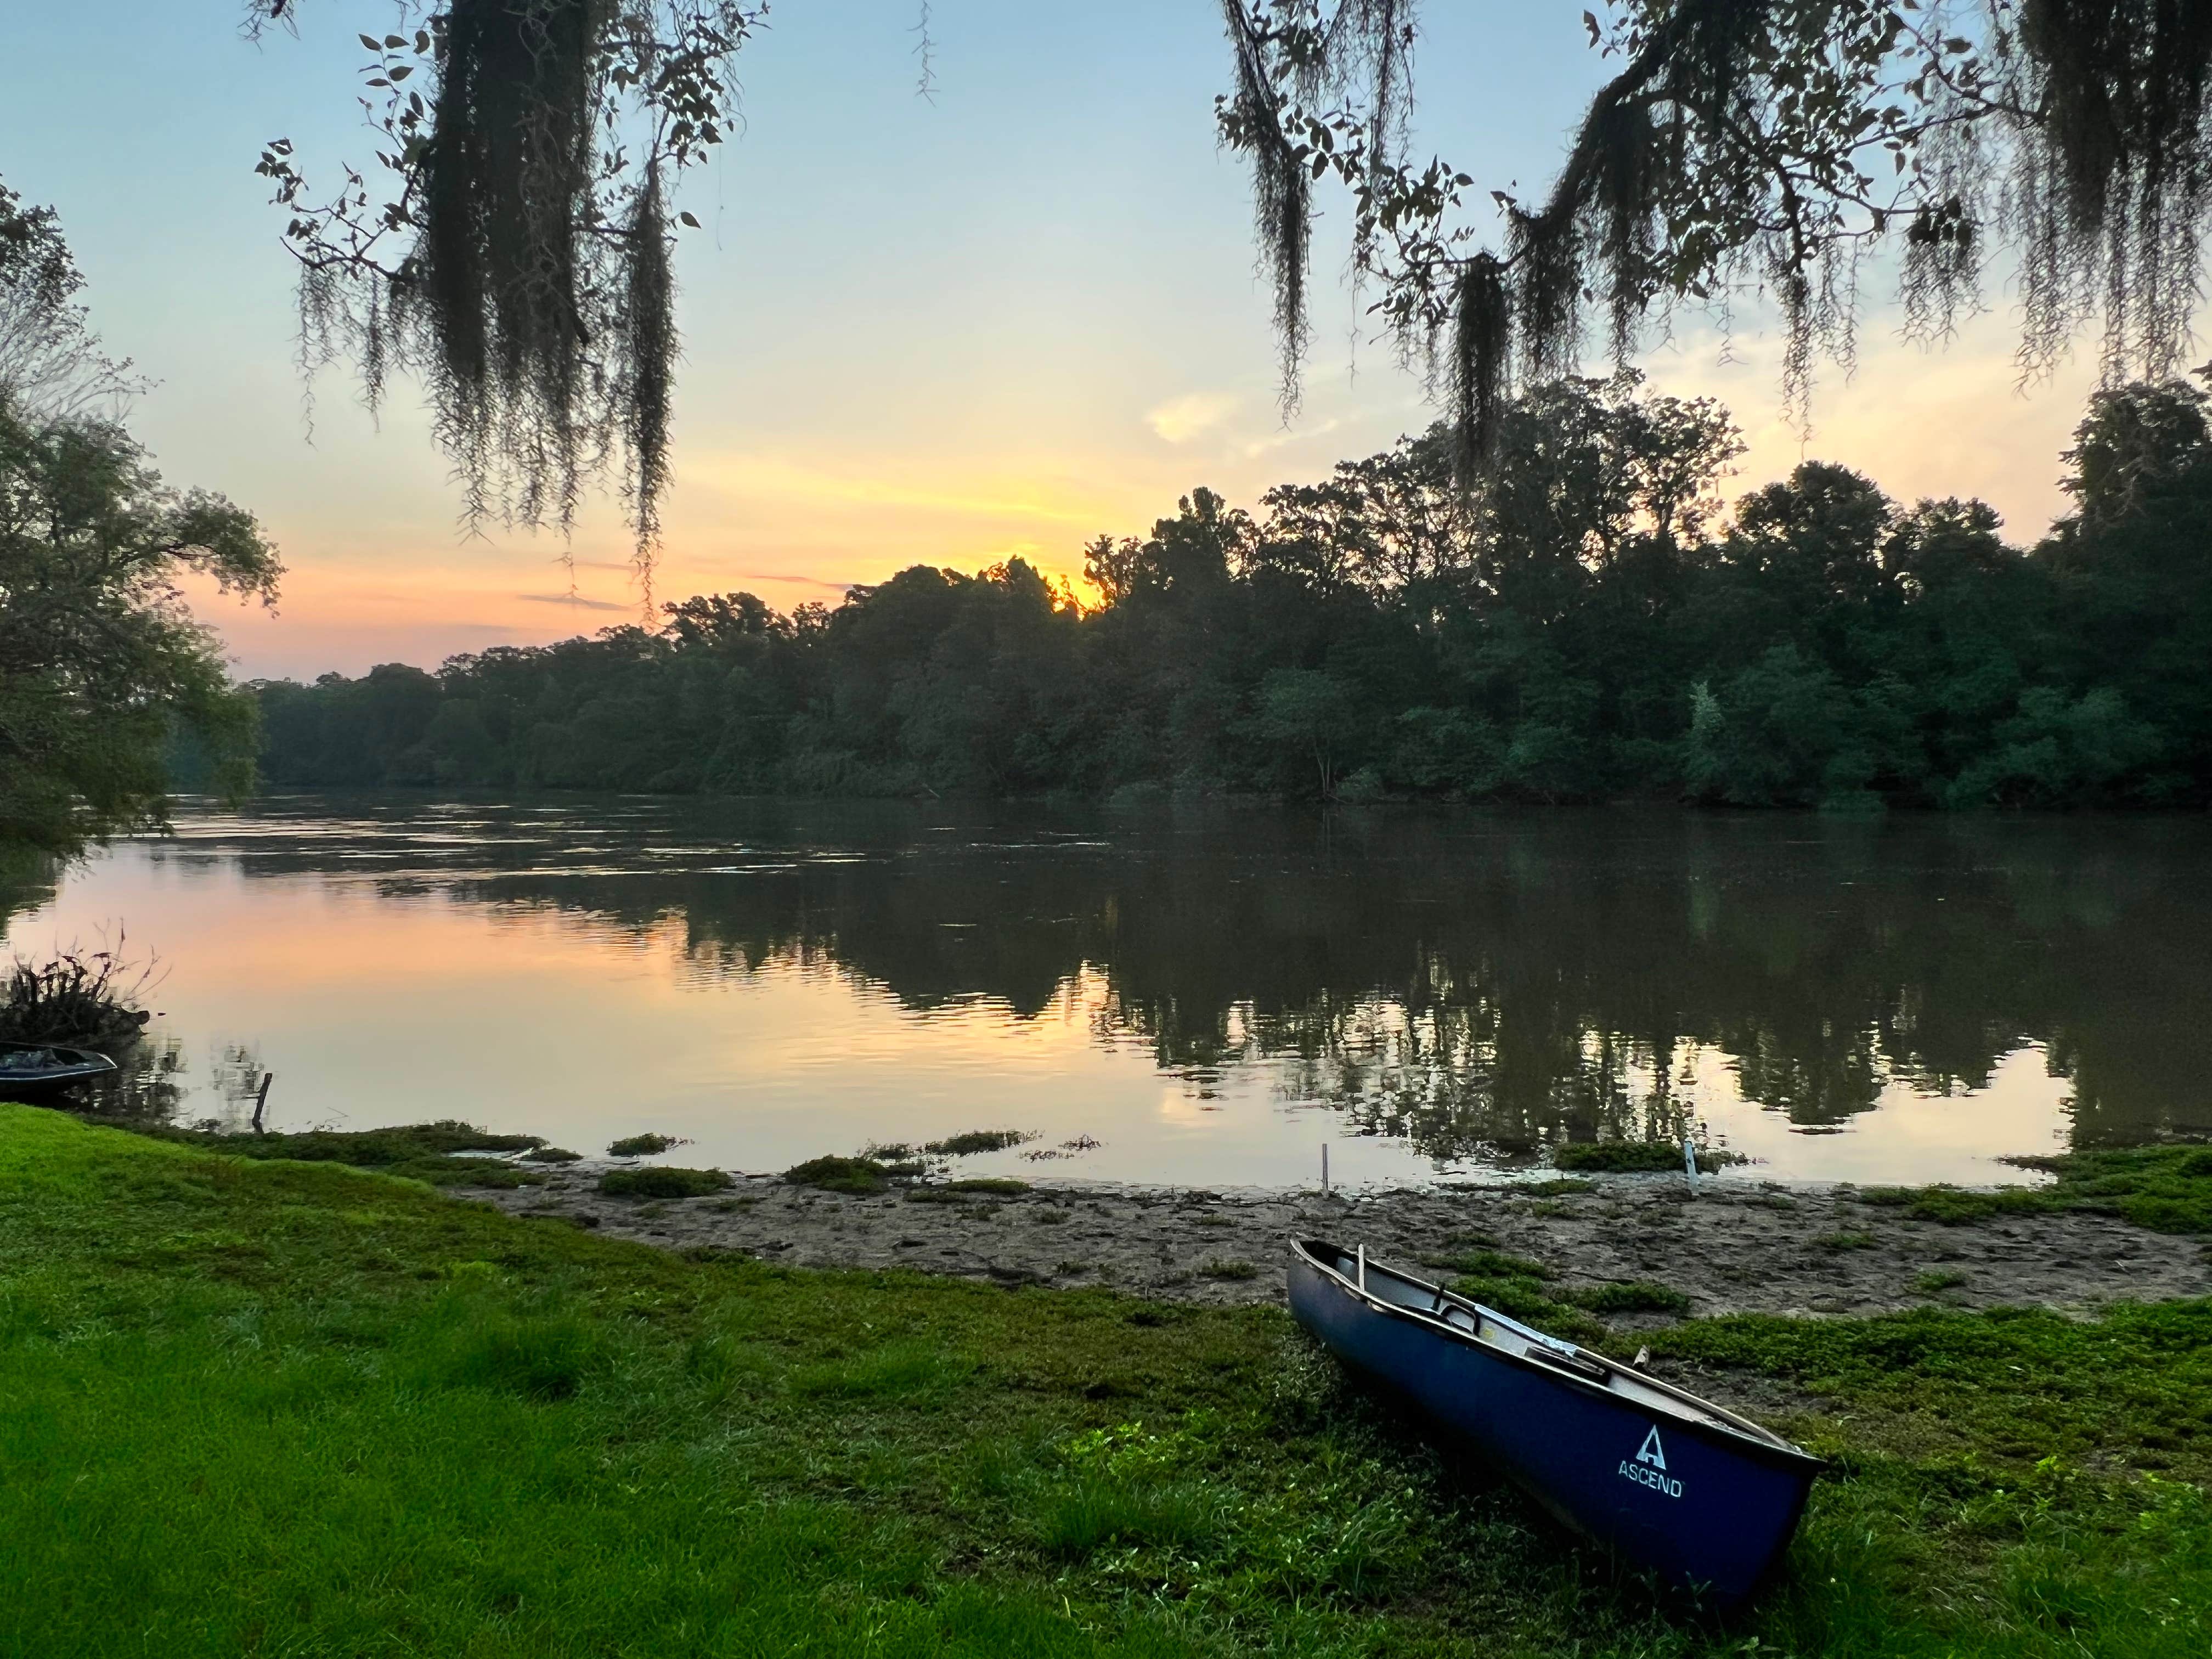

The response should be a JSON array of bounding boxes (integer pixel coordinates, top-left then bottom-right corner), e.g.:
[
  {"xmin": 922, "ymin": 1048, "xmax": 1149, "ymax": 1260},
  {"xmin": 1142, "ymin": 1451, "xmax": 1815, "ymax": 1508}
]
[
  {"xmin": 1683, "ymin": 1136, "xmax": 1698, "ymax": 1197},
  {"xmin": 252, "ymin": 1071, "xmax": 274, "ymax": 1135},
  {"xmin": 1321, "ymin": 1142, "xmax": 1329, "ymax": 1195}
]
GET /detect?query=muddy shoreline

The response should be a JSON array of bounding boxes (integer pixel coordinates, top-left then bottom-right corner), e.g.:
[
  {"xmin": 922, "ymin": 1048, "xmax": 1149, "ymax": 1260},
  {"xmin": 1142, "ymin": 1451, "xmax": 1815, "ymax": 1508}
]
[{"xmin": 476, "ymin": 1166, "xmax": 2210, "ymax": 1322}]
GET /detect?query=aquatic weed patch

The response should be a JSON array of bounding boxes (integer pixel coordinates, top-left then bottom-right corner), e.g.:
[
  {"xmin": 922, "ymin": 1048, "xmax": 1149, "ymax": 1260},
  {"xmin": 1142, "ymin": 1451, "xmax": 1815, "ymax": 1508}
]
[
  {"xmin": 606, "ymin": 1132, "xmax": 685, "ymax": 1158},
  {"xmin": 924, "ymin": 1130, "xmax": 1037, "ymax": 1156},
  {"xmin": 4, "ymin": 1105, "xmax": 2210, "ymax": 1658},
  {"xmin": 1554, "ymin": 1141, "xmax": 1745, "ymax": 1175}
]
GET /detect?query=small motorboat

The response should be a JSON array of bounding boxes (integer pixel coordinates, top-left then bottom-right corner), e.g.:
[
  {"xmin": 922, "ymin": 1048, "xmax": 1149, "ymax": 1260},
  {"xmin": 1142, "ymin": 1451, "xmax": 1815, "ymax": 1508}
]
[
  {"xmin": 0, "ymin": 1040, "xmax": 120, "ymax": 1099},
  {"xmin": 1289, "ymin": 1238, "xmax": 1821, "ymax": 1604}
]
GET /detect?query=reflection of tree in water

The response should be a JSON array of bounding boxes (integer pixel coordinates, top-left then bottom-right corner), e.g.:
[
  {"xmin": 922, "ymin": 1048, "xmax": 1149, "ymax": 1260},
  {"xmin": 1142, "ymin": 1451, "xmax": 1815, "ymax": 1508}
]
[
  {"xmin": 0, "ymin": 851, "xmax": 60, "ymax": 937},
  {"xmin": 68, "ymin": 1035, "xmax": 190, "ymax": 1124},
  {"xmin": 157, "ymin": 797, "xmax": 2212, "ymax": 1153},
  {"xmin": 1108, "ymin": 989, "xmax": 1712, "ymax": 1164}
]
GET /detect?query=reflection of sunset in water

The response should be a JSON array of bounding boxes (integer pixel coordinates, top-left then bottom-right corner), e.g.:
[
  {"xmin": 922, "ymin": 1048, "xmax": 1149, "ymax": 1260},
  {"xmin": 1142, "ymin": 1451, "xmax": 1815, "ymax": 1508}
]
[{"xmin": 3, "ymin": 796, "xmax": 2204, "ymax": 1188}]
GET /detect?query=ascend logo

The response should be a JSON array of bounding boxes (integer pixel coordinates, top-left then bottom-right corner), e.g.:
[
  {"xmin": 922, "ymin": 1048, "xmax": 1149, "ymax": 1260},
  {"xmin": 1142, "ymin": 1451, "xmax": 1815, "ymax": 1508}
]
[{"xmin": 1618, "ymin": 1426, "xmax": 1684, "ymax": 1499}]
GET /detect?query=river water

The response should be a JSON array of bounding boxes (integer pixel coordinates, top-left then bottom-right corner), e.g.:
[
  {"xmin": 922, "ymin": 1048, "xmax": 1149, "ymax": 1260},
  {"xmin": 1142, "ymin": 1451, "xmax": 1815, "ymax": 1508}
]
[{"xmin": 5, "ymin": 795, "xmax": 2207, "ymax": 1188}]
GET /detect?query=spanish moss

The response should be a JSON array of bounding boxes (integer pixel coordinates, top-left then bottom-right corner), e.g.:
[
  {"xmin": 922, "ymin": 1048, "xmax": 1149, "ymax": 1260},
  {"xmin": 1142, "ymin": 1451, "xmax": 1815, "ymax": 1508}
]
[
  {"xmin": 1220, "ymin": 1, "xmax": 2212, "ymax": 475},
  {"xmin": 252, "ymin": 1, "xmax": 761, "ymax": 566}
]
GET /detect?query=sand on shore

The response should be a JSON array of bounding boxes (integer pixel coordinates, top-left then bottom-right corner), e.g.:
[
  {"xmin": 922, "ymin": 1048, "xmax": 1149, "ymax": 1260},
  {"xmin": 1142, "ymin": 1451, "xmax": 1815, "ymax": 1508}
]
[{"xmin": 476, "ymin": 1166, "xmax": 2209, "ymax": 1323}]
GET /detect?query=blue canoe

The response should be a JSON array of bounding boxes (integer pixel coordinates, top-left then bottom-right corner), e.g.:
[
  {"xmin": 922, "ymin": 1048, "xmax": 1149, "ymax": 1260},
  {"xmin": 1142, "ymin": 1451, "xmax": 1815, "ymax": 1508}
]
[
  {"xmin": 1289, "ymin": 1238, "xmax": 1821, "ymax": 1603},
  {"xmin": 0, "ymin": 1040, "xmax": 118, "ymax": 1099}
]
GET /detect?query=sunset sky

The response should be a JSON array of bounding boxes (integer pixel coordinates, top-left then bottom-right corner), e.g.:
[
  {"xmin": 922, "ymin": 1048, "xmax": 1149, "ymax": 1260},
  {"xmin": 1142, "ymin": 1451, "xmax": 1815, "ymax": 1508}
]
[{"xmin": 6, "ymin": 2, "xmax": 2107, "ymax": 682}]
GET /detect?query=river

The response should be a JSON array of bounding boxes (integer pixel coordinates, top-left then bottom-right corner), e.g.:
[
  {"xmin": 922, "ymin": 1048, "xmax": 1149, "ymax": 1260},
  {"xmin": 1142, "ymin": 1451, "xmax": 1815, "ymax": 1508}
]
[{"xmin": 4, "ymin": 795, "xmax": 2207, "ymax": 1187}]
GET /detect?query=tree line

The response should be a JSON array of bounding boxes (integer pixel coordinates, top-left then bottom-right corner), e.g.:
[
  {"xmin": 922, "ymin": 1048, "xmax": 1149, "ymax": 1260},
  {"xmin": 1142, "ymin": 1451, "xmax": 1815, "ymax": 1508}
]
[{"xmin": 251, "ymin": 374, "xmax": 2212, "ymax": 811}]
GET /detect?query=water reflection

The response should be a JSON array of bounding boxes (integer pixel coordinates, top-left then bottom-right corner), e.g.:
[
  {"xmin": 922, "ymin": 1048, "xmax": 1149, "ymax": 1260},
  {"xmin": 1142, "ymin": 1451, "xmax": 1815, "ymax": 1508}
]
[{"xmin": 7, "ymin": 795, "xmax": 2209, "ymax": 1183}]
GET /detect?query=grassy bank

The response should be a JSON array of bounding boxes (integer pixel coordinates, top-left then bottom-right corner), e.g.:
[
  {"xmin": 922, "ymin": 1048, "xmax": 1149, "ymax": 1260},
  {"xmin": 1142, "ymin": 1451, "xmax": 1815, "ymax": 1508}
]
[{"xmin": 2, "ymin": 1106, "xmax": 2207, "ymax": 1657}]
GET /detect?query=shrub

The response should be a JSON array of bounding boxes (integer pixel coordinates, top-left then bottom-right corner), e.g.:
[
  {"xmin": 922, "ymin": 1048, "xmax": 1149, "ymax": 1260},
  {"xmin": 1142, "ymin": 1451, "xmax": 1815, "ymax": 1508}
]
[
  {"xmin": 1200, "ymin": 1259, "xmax": 1259, "ymax": 1281},
  {"xmin": 607, "ymin": 1133, "xmax": 684, "ymax": 1158},
  {"xmin": 598, "ymin": 1166, "xmax": 731, "ymax": 1199},
  {"xmin": 0, "ymin": 946, "xmax": 154, "ymax": 1047}
]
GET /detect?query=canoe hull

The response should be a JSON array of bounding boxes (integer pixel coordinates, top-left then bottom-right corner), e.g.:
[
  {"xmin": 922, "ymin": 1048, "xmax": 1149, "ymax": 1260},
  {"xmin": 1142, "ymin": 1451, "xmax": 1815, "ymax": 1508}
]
[
  {"xmin": 1288, "ymin": 1242, "xmax": 1816, "ymax": 1603},
  {"xmin": 0, "ymin": 1042, "xmax": 120, "ymax": 1099}
]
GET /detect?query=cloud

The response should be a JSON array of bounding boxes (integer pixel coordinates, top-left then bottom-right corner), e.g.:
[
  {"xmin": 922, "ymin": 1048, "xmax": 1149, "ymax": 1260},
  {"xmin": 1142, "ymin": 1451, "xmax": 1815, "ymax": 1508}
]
[
  {"xmin": 718, "ymin": 569, "xmax": 857, "ymax": 594},
  {"xmin": 515, "ymin": 592, "xmax": 631, "ymax": 612},
  {"xmin": 1146, "ymin": 391, "xmax": 1239, "ymax": 444},
  {"xmin": 1242, "ymin": 416, "xmax": 1341, "ymax": 460}
]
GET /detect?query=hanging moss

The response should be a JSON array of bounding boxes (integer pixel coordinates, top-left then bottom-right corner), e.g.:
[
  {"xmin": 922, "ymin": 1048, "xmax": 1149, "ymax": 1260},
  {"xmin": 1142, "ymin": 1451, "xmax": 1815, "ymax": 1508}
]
[
  {"xmin": 1448, "ymin": 256, "xmax": 1508, "ymax": 487},
  {"xmin": 257, "ymin": 1, "xmax": 759, "ymax": 566},
  {"xmin": 1219, "ymin": 0, "xmax": 2212, "ymax": 478},
  {"xmin": 1221, "ymin": 1, "xmax": 1312, "ymax": 416}
]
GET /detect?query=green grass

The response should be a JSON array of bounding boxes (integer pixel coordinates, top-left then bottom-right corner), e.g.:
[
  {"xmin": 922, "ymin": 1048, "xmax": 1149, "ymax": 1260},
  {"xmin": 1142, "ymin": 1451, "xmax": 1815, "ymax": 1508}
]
[
  {"xmin": 1553, "ymin": 1141, "xmax": 1747, "ymax": 1174},
  {"xmin": 2, "ymin": 1103, "xmax": 2209, "ymax": 1656},
  {"xmin": 1852, "ymin": 1144, "xmax": 2212, "ymax": 1232},
  {"xmin": 598, "ymin": 1166, "xmax": 733, "ymax": 1199},
  {"xmin": 136, "ymin": 1119, "xmax": 546, "ymax": 1165}
]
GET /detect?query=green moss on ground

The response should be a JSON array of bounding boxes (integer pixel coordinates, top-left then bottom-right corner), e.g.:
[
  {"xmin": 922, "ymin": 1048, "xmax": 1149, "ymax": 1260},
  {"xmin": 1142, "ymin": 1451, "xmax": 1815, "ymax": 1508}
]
[
  {"xmin": 786, "ymin": 1154, "xmax": 926, "ymax": 1195},
  {"xmin": 1564, "ymin": 1280, "xmax": 1695, "ymax": 1318},
  {"xmin": 1853, "ymin": 1144, "xmax": 2212, "ymax": 1232},
  {"xmin": 2, "ymin": 1104, "xmax": 2208, "ymax": 1657},
  {"xmin": 134, "ymin": 1119, "xmax": 546, "ymax": 1165},
  {"xmin": 597, "ymin": 1166, "xmax": 732, "ymax": 1199}
]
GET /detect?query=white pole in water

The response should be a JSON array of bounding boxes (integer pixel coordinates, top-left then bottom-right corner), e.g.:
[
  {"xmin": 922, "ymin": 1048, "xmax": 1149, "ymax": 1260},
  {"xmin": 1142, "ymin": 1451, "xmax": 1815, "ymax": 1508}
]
[
  {"xmin": 1321, "ymin": 1142, "xmax": 1330, "ymax": 1195},
  {"xmin": 1683, "ymin": 1136, "xmax": 1699, "ymax": 1197},
  {"xmin": 1357, "ymin": 1243, "xmax": 1367, "ymax": 1294}
]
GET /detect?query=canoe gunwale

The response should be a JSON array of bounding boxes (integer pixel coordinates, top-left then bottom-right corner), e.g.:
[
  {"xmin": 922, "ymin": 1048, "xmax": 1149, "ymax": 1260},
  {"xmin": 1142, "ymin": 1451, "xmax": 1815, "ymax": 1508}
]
[
  {"xmin": 1290, "ymin": 1237, "xmax": 1823, "ymax": 1477},
  {"xmin": 0, "ymin": 1041, "xmax": 121, "ymax": 1091}
]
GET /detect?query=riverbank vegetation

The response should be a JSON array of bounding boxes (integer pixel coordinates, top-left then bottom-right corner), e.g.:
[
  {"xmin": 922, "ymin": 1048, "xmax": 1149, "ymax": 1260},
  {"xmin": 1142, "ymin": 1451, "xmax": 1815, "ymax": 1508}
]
[
  {"xmin": 0, "ymin": 943, "xmax": 154, "ymax": 1046},
  {"xmin": 0, "ymin": 181, "xmax": 279, "ymax": 860},
  {"xmin": 252, "ymin": 375, "xmax": 2212, "ymax": 810},
  {"xmin": 4, "ymin": 1103, "xmax": 2205, "ymax": 1656}
]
